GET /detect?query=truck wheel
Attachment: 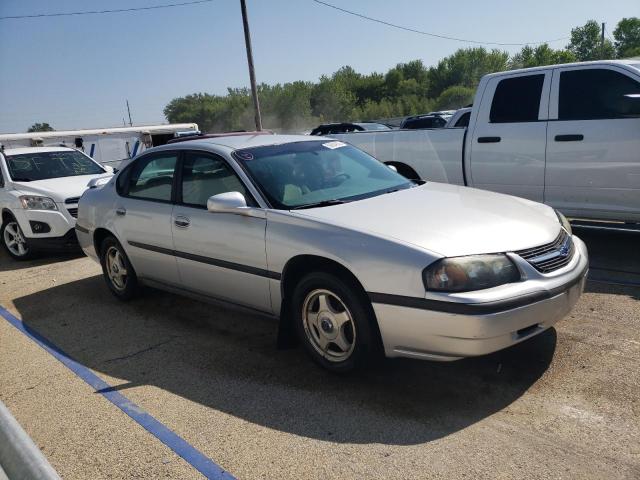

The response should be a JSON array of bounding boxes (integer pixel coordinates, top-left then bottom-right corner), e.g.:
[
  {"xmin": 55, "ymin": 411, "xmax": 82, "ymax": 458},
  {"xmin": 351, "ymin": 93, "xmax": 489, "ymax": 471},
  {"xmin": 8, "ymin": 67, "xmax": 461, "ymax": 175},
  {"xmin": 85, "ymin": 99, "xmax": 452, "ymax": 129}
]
[
  {"xmin": 1, "ymin": 217, "xmax": 33, "ymax": 260},
  {"xmin": 100, "ymin": 236, "xmax": 139, "ymax": 300},
  {"xmin": 292, "ymin": 271, "xmax": 379, "ymax": 373}
]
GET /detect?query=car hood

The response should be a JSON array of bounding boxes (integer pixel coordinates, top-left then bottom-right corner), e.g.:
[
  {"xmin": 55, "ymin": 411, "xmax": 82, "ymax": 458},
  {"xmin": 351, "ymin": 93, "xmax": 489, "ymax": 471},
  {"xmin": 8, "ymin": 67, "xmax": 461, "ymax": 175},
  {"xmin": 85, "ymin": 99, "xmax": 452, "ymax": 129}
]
[
  {"xmin": 13, "ymin": 174, "xmax": 112, "ymax": 203},
  {"xmin": 291, "ymin": 182, "xmax": 561, "ymax": 257}
]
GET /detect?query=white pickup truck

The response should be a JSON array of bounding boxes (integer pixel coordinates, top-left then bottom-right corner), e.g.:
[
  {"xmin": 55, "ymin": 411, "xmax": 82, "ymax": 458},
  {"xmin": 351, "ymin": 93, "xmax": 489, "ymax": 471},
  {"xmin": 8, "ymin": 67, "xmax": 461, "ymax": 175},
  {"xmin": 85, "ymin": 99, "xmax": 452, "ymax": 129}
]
[{"xmin": 333, "ymin": 60, "xmax": 640, "ymax": 225}]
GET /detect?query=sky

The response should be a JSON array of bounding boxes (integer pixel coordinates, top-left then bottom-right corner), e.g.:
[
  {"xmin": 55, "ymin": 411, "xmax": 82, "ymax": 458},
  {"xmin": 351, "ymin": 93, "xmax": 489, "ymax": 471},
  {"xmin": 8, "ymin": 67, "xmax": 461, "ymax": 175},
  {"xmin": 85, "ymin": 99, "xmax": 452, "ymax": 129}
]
[{"xmin": 0, "ymin": 0, "xmax": 637, "ymax": 133}]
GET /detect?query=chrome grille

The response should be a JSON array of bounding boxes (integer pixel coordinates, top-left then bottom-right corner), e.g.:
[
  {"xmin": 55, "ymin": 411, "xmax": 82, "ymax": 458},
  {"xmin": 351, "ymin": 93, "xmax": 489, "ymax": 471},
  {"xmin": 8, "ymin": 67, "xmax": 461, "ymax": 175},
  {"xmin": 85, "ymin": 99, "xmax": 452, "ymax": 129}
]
[
  {"xmin": 515, "ymin": 230, "xmax": 574, "ymax": 273},
  {"xmin": 65, "ymin": 197, "xmax": 80, "ymax": 204},
  {"xmin": 67, "ymin": 207, "xmax": 78, "ymax": 218}
]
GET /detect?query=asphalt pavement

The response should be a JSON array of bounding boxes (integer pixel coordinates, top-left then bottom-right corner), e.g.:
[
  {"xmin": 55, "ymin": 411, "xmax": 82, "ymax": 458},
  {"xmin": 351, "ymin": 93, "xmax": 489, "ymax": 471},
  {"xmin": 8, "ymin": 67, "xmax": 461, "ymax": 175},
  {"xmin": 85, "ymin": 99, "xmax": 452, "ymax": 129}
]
[{"xmin": 0, "ymin": 228, "xmax": 638, "ymax": 479}]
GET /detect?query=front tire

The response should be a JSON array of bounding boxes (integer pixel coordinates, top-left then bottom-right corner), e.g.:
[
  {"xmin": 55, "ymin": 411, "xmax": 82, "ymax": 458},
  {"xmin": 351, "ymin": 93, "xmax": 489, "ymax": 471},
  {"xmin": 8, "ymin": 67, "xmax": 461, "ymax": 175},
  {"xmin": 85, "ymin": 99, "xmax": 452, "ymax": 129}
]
[
  {"xmin": 100, "ymin": 236, "xmax": 138, "ymax": 300},
  {"xmin": 1, "ymin": 217, "xmax": 33, "ymax": 260},
  {"xmin": 292, "ymin": 272, "xmax": 379, "ymax": 372}
]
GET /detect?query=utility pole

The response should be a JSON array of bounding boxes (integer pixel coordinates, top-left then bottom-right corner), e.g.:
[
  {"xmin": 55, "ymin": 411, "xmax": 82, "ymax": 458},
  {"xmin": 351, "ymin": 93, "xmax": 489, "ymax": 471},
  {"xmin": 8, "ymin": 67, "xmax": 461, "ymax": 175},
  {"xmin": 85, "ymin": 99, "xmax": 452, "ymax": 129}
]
[
  {"xmin": 601, "ymin": 22, "xmax": 605, "ymax": 58},
  {"xmin": 240, "ymin": 0, "xmax": 262, "ymax": 131},
  {"xmin": 126, "ymin": 99, "xmax": 133, "ymax": 127}
]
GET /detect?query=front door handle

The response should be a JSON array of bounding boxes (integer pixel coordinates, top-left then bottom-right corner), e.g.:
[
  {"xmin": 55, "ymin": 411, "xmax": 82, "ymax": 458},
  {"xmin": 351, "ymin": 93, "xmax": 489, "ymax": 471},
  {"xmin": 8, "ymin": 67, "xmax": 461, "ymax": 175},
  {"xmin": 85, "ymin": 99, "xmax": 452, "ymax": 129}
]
[
  {"xmin": 174, "ymin": 216, "xmax": 191, "ymax": 228},
  {"xmin": 115, "ymin": 207, "xmax": 126, "ymax": 216},
  {"xmin": 555, "ymin": 134, "xmax": 584, "ymax": 142},
  {"xmin": 477, "ymin": 136, "xmax": 501, "ymax": 143}
]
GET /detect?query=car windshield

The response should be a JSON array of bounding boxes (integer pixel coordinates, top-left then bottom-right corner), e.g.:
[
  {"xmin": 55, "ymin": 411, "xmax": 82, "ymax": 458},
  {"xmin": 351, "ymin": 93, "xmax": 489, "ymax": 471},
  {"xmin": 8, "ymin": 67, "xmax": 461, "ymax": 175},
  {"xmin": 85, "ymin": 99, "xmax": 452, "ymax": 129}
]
[
  {"xmin": 234, "ymin": 140, "xmax": 415, "ymax": 209},
  {"xmin": 5, "ymin": 150, "xmax": 104, "ymax": 181}
]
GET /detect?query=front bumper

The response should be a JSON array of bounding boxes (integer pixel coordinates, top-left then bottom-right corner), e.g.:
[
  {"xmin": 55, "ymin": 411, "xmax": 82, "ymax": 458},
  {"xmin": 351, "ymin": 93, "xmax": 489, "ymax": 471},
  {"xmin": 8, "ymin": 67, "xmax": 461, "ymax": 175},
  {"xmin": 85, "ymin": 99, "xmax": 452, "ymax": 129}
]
[
  {"xmin": 372, "ymin": 236, "xmax": 588, "ymax": 361},
  {"xmin": 27, "ymin": 229, "xmax": 79, "ymax": 252},
  {"xmin": 13, "ymin": 207, "xmax": 77, "ymax": 240}
]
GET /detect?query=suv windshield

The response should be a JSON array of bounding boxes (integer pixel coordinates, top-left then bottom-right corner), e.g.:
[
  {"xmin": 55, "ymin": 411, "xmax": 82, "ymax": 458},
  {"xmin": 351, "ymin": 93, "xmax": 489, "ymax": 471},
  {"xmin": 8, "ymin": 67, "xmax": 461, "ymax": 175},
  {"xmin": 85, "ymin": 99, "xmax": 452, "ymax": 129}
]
[
  {"xmin": 5, "ymin": 150, "xmax": 104, "ymax": 181},
  {"xmin": 234, "ymin": 140, "xmax": 415, "ymax": 209}
]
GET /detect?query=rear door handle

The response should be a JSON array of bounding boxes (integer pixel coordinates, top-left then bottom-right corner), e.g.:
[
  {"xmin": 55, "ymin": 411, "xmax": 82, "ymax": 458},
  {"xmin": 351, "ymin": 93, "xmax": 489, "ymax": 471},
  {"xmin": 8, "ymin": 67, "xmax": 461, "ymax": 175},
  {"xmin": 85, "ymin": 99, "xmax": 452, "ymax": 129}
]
[
  {"xmin": 174, "ymin": 216, "xmax": 190, "ymax": 228},
  {"xmin": 555, "ymin": 134, "xmax": 584, "ymax": 142},
  {"xmin": 477, "ymin": 136, "xmax": 501, "ymax": 143},
  {"xmin": 115, "ymin": 207, "xmax": 126, "ymax": 216}
]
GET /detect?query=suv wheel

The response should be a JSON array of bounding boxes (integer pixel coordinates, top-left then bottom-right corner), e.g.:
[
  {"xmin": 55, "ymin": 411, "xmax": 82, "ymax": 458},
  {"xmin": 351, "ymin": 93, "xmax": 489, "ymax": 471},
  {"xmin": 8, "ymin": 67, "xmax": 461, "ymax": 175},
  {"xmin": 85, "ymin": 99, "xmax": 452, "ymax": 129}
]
[
  {"xmin": 100, "ymin": 236, "xmax": 138, "ymax": 300},
  {"xmin": 292, "ymin": 272, "xmax": 379, "ymax": 372},
  {"xmin": 1, "ymin": 217, "xmax": 33, "ymax": 260}
]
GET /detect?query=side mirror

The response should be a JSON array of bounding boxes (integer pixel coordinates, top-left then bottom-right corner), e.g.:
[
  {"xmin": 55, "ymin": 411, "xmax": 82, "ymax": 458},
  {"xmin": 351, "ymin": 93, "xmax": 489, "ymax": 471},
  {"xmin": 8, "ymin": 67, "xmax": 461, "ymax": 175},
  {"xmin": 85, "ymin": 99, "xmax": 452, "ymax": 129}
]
[
  {"xmin": 387, "ymin": 164, "xmax": 398, "ymax": 172},
  {"xmin": 207, "ymin": 191, "xmax": 249, "ymax": 214},
  {"xmin": 104, "ymin": 165, "xmax": 115, "ymax": 174},
  {"xmin": 87, "ymin": 177, "xmax": 111, "ymax": 189}
]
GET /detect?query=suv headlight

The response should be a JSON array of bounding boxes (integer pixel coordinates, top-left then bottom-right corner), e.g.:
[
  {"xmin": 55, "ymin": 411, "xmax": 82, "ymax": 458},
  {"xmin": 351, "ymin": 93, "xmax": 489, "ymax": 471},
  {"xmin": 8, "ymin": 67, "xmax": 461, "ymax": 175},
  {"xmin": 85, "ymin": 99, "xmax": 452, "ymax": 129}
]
[
  {"xmin": 423, "ymin": 254, "xmax": 521, "ymax": 292},
  {"xmin": 555, "ymin": 210, "xmax": 572, "ymax": 235},
  {"xmin": 19, "ymin": 195, "xmax": 58, "ymax": 211}
]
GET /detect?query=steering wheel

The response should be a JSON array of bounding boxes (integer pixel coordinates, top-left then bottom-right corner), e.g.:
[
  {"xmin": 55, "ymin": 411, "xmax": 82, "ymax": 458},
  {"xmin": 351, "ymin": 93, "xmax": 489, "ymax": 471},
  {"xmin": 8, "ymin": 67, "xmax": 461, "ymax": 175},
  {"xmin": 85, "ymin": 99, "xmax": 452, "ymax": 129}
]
[{"xmin": 325, "ymin": 172, "xmax": 351, "ymax": 187}]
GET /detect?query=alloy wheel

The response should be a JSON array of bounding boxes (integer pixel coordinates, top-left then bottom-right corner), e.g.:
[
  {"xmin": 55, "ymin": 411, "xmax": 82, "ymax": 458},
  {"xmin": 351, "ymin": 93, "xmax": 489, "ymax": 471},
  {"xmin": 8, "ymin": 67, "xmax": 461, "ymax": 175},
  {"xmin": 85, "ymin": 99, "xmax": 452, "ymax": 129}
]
[
  {"xmin": 3, "ymin": 222, "xmax": 29, "ymax": 257},
  {"xmin": 302, "ymin": 289, "xmax": 356, "ymax": 362},
  {"xmin": 106, "ymin": 246, "xmax": 128, "ymax": 291}
]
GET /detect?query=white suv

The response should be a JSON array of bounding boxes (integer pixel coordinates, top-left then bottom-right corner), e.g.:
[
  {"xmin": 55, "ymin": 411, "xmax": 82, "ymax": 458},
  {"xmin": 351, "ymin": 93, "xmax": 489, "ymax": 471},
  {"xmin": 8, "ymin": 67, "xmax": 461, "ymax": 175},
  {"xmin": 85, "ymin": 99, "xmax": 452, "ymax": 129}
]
[{"xmin": 0, "ymin": 146, "xmax": 112, "ymax": 260}]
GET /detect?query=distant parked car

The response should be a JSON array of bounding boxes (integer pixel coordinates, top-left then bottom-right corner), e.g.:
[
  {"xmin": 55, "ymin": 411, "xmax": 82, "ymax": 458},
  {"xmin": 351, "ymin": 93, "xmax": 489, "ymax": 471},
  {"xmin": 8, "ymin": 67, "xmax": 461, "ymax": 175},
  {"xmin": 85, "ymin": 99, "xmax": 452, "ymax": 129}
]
[
  {"xmin": 0, "ymin": 146, "xmax": 113, "ymax": 259},
  {"xmin": 310, "ymin": 122, "xmax": 391, "ymax": 136},
  {"xmin": 446, "ymin": 107, "xmax": 472, "ymax": 128},
  {"xmin": 400, "ymin": 113, "xmax": 451, "ymax": 129},
  {"xmin": 76, "ymin": 134, "xmax": 587, "ymax": 372}
]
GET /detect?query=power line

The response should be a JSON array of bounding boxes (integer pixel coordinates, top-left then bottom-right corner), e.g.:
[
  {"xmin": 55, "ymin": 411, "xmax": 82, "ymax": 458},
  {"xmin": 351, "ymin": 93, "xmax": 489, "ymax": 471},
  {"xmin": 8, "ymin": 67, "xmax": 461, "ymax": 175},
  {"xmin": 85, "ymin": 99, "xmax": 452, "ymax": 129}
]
[
  {"xmin": 0, "ymin": 0, "xmax": 213, "ymax": 20},
  {"xmin": 312, "ymin": 0, "xmax": 569, "ymax": 47}
]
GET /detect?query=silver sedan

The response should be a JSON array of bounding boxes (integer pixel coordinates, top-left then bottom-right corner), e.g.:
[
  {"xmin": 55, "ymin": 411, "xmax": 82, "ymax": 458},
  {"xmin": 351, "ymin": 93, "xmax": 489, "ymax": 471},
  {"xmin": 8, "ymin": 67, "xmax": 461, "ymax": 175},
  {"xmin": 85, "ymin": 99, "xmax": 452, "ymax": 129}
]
[{"xmin": 76, "ymin": 134, "xmax": 588, "ymax": 372}]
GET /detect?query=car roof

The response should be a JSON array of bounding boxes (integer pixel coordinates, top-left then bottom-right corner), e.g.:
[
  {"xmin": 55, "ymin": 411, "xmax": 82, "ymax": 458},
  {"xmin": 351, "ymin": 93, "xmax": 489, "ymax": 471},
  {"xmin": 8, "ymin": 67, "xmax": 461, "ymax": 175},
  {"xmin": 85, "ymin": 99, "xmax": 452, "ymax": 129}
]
[
  {"xmin": 483, "ymin": 59, "xmax": 640, "ymax": 79},
  {"xmin": 1, "ymin": 146, "xmax": 75, "ymax": 155},
  {"xmin": 164, "ymin": 133, "xmax": 324, "ymax": 151}
]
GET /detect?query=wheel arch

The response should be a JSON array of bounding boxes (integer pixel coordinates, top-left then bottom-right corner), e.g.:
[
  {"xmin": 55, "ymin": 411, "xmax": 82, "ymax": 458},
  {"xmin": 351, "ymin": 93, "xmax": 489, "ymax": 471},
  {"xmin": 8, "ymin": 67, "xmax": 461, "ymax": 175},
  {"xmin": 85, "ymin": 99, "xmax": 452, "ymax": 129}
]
[
  {"xmin": 1, "ymin": 208, "xmax": 16, "ymax": 223},
  {"xmin": 385, "ymin": 162, "xmax": 420, "ymax": 181},
  {"xmin": 93, "ymin": 227, "xmax": 116, "ymax": 257},
  {"xmin": 277, "ymin": 254, "xmax": 381, "ymax": 350}
]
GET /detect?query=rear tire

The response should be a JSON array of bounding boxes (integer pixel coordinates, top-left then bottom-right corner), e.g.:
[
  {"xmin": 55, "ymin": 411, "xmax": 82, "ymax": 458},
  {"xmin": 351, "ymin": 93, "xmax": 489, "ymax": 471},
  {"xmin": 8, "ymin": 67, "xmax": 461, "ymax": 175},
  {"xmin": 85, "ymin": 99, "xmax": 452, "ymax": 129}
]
[
  {"xmin": 100, "ymin": 236, "xmax": 139, "ymax": 301},
  {"xmin": 1, "ymin": 216, "xmax": 33, "ymax": 260},
  {"xmin": 292, "ymin": 271, "xmax": 379, "ymax": 373}
]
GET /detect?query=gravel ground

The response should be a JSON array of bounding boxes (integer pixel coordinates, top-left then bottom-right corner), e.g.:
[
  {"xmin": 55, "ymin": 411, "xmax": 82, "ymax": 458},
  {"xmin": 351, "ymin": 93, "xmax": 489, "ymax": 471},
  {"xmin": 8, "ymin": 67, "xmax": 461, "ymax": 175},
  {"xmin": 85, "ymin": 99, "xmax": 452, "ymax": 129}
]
[{"xmin": 0, "ymin": 229, "xmax": 638, "ymax": 479}]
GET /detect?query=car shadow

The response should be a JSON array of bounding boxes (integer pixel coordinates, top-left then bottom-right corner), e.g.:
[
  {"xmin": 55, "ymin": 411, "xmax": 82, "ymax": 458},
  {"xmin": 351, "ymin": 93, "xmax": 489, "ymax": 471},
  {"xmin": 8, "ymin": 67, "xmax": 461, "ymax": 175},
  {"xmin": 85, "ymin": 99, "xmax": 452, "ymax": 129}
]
[
  {"xmin": 576, "ymin": 228, "xmax": 640, "ymax": 300},
  {"xmin": 11, "ymin": 275, "xmax": 557, "ymax": 445},
  {"xmin": 0, "ymin": 248, "xmax": 84, "ymax": 273}
]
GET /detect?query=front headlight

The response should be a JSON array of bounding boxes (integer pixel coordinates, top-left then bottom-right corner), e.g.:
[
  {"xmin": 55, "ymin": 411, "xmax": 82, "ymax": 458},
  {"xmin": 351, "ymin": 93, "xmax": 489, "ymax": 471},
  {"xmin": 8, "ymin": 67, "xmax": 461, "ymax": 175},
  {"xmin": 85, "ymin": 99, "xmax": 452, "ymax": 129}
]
[
  {"xmin": 19, "ymin": 195, "xmax": 58, "ymax": 211},
  {"xmin": 555, "ymin": 210, "xmax": 572, "ymax": 235},
  {"xmin": 423, "ymin": 254, "xmax": 521, "ymax": 292}
]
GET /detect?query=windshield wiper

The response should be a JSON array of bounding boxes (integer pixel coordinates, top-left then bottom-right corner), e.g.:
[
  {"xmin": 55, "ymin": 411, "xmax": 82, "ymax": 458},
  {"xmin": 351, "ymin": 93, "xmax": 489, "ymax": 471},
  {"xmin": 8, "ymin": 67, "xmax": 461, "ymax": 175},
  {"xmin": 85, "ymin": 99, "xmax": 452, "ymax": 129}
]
[
  {"xmin": 11, "ymin": 177, "xmax": 32, "ymax": 182},
  {"xmin": 291, "ymin": 199, "xmax": 346, "ymax": 210}
]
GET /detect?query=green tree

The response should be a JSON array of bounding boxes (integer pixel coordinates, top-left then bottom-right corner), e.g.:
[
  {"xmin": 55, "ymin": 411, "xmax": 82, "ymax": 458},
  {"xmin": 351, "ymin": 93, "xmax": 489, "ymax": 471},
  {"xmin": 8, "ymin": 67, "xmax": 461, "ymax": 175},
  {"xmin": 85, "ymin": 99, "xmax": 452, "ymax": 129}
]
[
  {"xmin": 568, "ymin": 20, "xmax": 615, "ymax": 61},
  {"xmin": 310, "ymin": 76, "xmax": 356, "ymax": 122},
  {"xmin": 433, "ymin": 85, "xmax": 475, "ymax": 110},
  {"xmin": 28, "ymin": 122, "xmax": 54, "ymax": 132},
  {"xmin": 427, "ymin": 47, "xmax": 509, "ymax": 98},
  {"xmin": 613, "ymin": 17, "xmax": 640, "ymax": 58},
  {"xmin": 509, "ymin": 44, "xmax": 576, "ymax": 69}
]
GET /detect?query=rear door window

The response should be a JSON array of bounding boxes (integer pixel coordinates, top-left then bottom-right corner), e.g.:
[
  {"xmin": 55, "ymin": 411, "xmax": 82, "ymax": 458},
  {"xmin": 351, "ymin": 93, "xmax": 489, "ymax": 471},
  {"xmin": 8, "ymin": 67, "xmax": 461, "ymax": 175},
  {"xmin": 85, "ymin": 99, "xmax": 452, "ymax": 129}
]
[
  {"xmin": 558, "ymin": 68, "xmax": 640, "ymax": 120},
  {"xmin": 490, "ymin": 74, "xmax": 545, "ymax": 123},
  {"xmin": 126, "ymin": 153, "xmax": 178, "ymax": 202}
]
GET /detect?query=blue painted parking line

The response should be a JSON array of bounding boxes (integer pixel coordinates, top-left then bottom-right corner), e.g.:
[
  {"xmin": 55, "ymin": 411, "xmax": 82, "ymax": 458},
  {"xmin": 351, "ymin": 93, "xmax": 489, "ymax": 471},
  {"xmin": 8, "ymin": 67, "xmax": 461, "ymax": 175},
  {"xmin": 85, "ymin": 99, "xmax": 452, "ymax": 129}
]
[{"xmin": 0, "ymin": 305, "xmax": 236, "ymax": 480}]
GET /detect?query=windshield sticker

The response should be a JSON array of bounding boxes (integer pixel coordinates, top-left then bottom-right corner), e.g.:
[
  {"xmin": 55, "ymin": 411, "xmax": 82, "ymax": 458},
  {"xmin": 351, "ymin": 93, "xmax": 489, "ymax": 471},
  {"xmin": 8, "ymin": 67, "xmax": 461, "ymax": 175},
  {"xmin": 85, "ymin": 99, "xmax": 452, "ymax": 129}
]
[
  {"xmin": 322, "ymin": 141, "xmax": 347, "ymax": 150},
  {"xmin": 236, "ymin": 151, "xmax": 254, "ymax": 161}
]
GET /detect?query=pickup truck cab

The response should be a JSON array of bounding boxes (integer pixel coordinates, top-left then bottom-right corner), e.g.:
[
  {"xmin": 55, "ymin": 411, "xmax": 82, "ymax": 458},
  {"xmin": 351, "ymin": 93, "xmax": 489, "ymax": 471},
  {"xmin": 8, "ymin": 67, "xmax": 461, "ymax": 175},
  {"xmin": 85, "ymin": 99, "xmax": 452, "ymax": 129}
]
[
  {"xmin": 0, "ymin": 146, "xmax": 113, "ymax": 259},
  {"xmin": 333, "ymin": 60, "xmax": 640, "ymax": 224}
]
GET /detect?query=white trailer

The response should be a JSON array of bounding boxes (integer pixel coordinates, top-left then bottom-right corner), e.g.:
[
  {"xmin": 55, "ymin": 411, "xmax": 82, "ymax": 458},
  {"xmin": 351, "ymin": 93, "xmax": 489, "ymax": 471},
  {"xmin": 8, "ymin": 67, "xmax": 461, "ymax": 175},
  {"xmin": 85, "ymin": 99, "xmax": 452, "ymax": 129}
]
[{"xmin": 0, "ymin": 123, "xmax": 198, "ymax": 169}]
